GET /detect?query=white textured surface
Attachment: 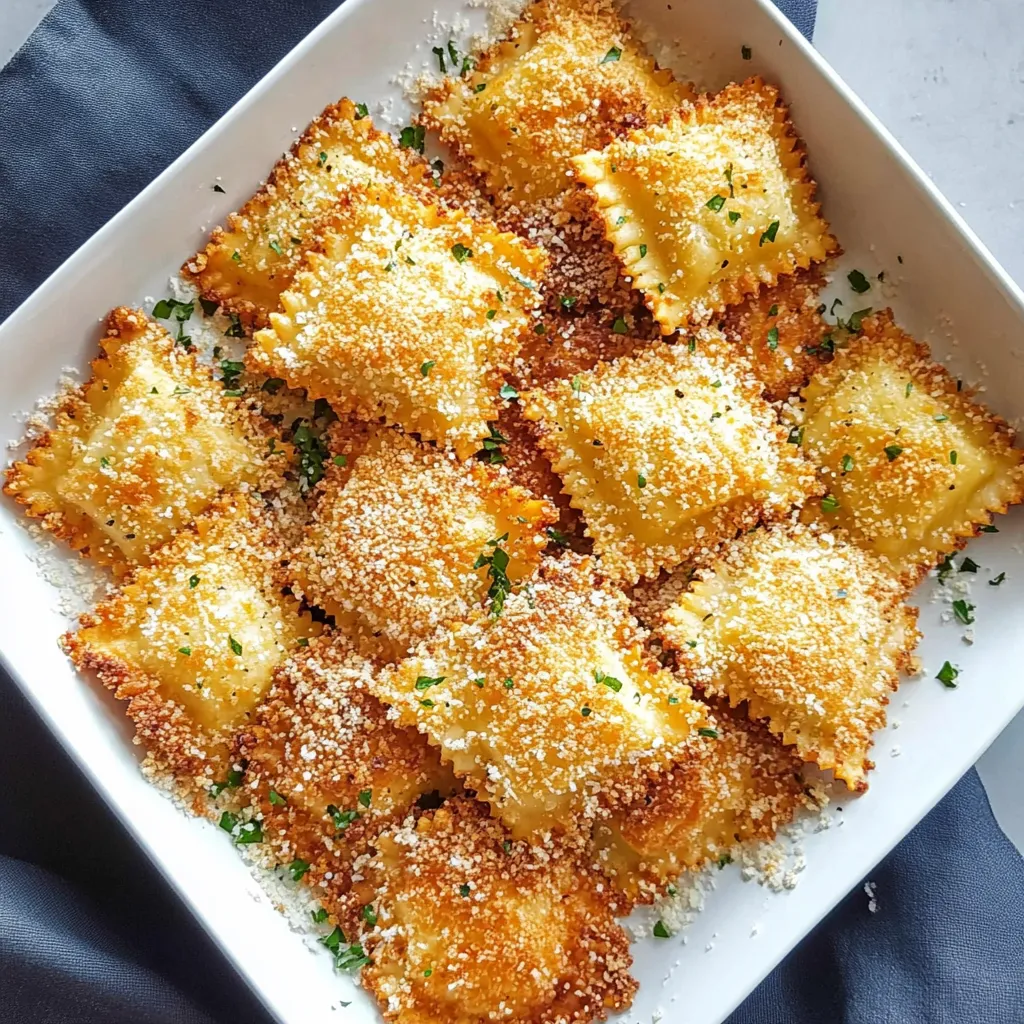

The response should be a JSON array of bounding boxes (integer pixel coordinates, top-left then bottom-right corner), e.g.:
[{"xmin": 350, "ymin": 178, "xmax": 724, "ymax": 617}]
[
  {"xmin": 1, "ymin": 0, "xmax": 1021, "ymax": 864},
  {"xmin": 816, "ymin": 0, "xmax": 1024, "ymax": 855}
]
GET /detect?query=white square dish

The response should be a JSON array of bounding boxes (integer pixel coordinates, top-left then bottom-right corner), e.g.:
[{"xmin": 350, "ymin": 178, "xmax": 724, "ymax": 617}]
[{"xmin": 3, "ymin": 1, "xmax": 1024, "ymax": 1022}]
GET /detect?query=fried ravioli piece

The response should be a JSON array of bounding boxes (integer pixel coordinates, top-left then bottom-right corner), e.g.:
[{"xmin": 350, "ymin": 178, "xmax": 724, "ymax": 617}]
[
  {"xmin": 184, "ymin": 99, "xmax": 427, "ymax": 329},
  {"xmin": 5, "ymin": 308, "xmax": 278, "ymax": 574},
  {"xmin": 658, "ymin": 523, "xmax": 919, "ymax": 790},
  {"xmin": 356, "ymin": 797, "xmax": 637, "ymax": 1024},
  {"xmin": 370, "ymin": 555, "xmax": 706, "ymax": 837},
  {"xmin": 573, "ymin": 78, "xmax": 838, "ymax": 333},
  {"xmin": 61, "ymin": 496, "xmax": 318, "ymax": 796},
  {"xmin": 797, "ymin": 310, "xmax": 1024, "ymax": 581},
  {"xmin": 291, "ymin": 425, "xmax": 555, "ymax": 663},
  {"xmin": 523, "ymin": 332, "xmax": 820, "ymax": 582},
  {"xmin": 720, "ymin": 266, "xmax": 830, "ymax": 401},
  {"xmin": 234, "ymin": 633, "xmax": 453, "ymax": 920},
  {"xmin": 249, "ymin": 186, "xmax": 546, "ymax": 458},
  {"xmin": 422, "ymin": 0, "xmax": 692, "ymax": 205},
  {"xmin": 591, "ymin": 703, "xmax": 811, "ymax": 904}
]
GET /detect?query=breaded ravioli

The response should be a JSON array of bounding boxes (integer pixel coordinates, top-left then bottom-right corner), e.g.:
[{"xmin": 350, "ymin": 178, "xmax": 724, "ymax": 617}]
[
  {"xmin": 355, "ymin": 797, "xmax": 637, "ymax": 1024},
  {"xmin": 658, "ymin": 523, "xmax": 919, "ymax": 790}
]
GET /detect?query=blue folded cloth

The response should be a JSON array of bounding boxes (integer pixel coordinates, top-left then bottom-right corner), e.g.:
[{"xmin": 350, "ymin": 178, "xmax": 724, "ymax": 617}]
[{"xmin": 1, "ymin": 2, "xmax": 1022, "ymax": 1023}]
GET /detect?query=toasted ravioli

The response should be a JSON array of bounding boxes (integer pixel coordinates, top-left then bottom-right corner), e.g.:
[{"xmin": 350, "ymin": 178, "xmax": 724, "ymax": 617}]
[
  {"xmin": 184, "ymin": 99, "xmax": 426, "ymax": 329},
  {"xmin": 61, "ymin": 496, "xmax": 317, "ymax": 792},
  {"xmin": 370, "ymin": 555, "xmax": 706, "ymax": 837},
  {"xmin": 797, "ymin": 311, "xmax": 1024, "ymax": 580},
  {"xmin": 249, "ymin": 187, "xmax": 546, "ymax": 458},
  {"xmin": 592, "ymin": 703, "xmax": 810, "ymax": 904},
  {"xmin": 235, "ymin": 633, "xmax": 452, "ymax": 916},
  {"xmin": 5, "ymin": 308, "xmax": 276, "ymax": 574},
  {"xmin": 523, "ymin": 333, "xmax": 820, "ymax": 582},
  {"xmin": 357, "ymin": 798, "xmax": 637, "ymax": 1024},
  {"xmin": 422, "ymin": 0, "xmax": 691, "ymax": 204},
  {"xmin": 658, "ymin": 523, "xmax": 919, "ymax": 790},
  {"xmin": 291, "ymin": 426, "xmax": 555, "ymax": 663},
  {"xmin": 573, "ymin": 78, "xmax": 838, "ymax": 333},
  {"xmin": 720, "ymin": 266, "xmax": 830, "ymax": 401}
]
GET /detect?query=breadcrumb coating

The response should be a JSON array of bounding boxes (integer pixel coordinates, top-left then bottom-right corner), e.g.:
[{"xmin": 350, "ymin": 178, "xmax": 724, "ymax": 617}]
[
  {"xmin": 5, "ymin": 307, "xmax": 279, "ymax": 575},
  {"xmin": 573, "ymin": 78, "xmax": 838, "ymax": 333},
  {"xmin": 719, "ymin": 266, "xmax": 830, "ymax": 401},
  {"xmin": 235, "ymin": 632, "xmax": 454, "ymax": 925},
  {"xmin": 370, "ymin": 555, "xmax": 706, "ymax": 837},
  {"xmin": 797, "ymin": 310, "xmax": 1024, "ymax": 581},
  {"xmin": 291, "ymin": 425, "xmax": 555, "ymax": 663},
  {"xmin": 523, "ymin": 331, "xmax": 821, "ymax": 582},
  {"xmin": 591, "ymin": 700, "xmax": 811, "ymax": 904},
  {"xmin": 184, "ymin": 98, "xmax": 429, "ymax": 330},
  {"xmin": 658, "ymin": 522, "xmax": 920, "ymax": 790},
  {"xmin": 356, "ymin": 797, "xmax": 637, "ymax": 1024},
  {"xmin": 422, "ymin": 0, "xmax": 692, "ymax": 204},
  {"xmin": 60, "ymin": 495, "xmax": 318, "ymax": 798},
  {"xmin": 249, "ymin": 186, "xmax": 546, "ymax": 458}
]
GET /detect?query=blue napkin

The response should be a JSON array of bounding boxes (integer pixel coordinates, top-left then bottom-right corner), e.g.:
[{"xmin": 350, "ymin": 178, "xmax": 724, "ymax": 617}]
[{"xmin": 1, "ymin": 3, "xmax": 1022, "ymax": 1023}]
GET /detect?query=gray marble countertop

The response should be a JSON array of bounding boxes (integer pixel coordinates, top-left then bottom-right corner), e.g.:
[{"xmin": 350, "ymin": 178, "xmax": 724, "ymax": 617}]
[{"xmin": 3, "ymin": 0, "xmax": 1022, "ymax": 853}]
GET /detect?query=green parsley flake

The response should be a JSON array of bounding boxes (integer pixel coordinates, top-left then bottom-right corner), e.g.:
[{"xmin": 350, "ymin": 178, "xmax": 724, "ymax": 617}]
[
  {"xmin": 228, "ymin": 635, "xmax": 243, "ymax": 656},
  {"xmin": 705, "ymin": 194, "xmax": 726, "ymax": 213},
  {"xmin": 354, "ymin": 102, "xmax": 369, "ymax": 120},
  {"xmin": 766, "ymin": 326, "xmax": 779, "ymax": 351},
  {"xmin": 420, "ymin": 360, "xmax": 435, "ymax": 377},
  {"xmin": 821, "ymin": 494, "xmax": 840, "ymax": 513},
  {"xmin": 741, "ymin": 45, "xmax": 752, "ymax": 59},
  {"xmin": 990, "ymin": 572, "xmax": 1007, "ymax": 586},
  {"xmin": 637, "ymin": 472, "xmax": 647, "ymax": 488},
  {"xmin": 593, "ymin": 669, "xmax": 623, "ymax": 693},
  {"xmin": 177, "ymin": 646, "xmax": 191, "ymax": 656},
  {"xmin": 848, "ymin": 269, "xmax": 871, "ymax": 293},
  {"xmin": 612, "ymin": 317, "xmax": 628, "ymax": 334},
  {"xmin": 841, "ymin": 454, "xmax": 855, "ymax": 473},
  {"xmin": 787, "ymin": 425, "xmax": 804, "ymax": 445},
  {"xmin": 759, "ymin": 221, "xmax": 780, "ymax": 246},
  {"xmin": 459, "ymin": 883, "xmax": 471, "ymax": 897},
  {"xmin": 639, "ymin": 243, "xmax": 648, "ymax": 258},
  {"xmin": 884, "ymin": 444, "xmax": 903, "ymax": 462},
  {"xmin": 362, "ymin": 904, "xmax": 378, "ymax": 927},
  {"xmin": 959, "ymin": 557, "xmax": 979, "ymax": 574},
  {"xmin": 728, "ymin": 210, "xmax": 741, "ymax": 224},
  {"xmin": 952, "ymin": 599, "xmax": 974, "ymax": 625},
  {"xmin": 450, "ymin": 243, "xmax": 473, "ymax": 263},
  {"xmin": 936, "ymin": 661, "xmax": 959, "ymax": 688},
  {"xmin": 653, "ymin": 920, "xmax": 671, "ymax": 938},
  {"xmin": 560, "ymin": 295, "xmax": 578, "ymax": 310},
  {"xmin": 950, "ymin": 450, "xmax": 958, "ymax": 465},
  {"xmin": 600, "ymin": 45, "xmax": 622, "ymax": 63},
  {"xmin": 697, "ymin": 727, "xmax": 719, "ymax": 739},
  {"xmin": 399, "ymin": 125, "xmax": 425, "ymax": 153},
  {"xmin": 358, "ymin": 789, "xmax": 372, "ymax": 808},
  {"xmin": 269, "ymin": 789, "xmax": 287, "ymax": 807},
  {"xmin": 289, "ymin": 858, "xmax": 310, "ymax": 881},
  {"xmin": 415, "ymin": 675, "xmax": 445, "ymax": 691}
]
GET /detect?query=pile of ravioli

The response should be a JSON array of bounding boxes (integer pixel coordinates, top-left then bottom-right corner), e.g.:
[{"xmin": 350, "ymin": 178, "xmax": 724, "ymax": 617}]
[{"xmin": 8, "ymin": 1, "xmax": 1024, "ymax": 1021}]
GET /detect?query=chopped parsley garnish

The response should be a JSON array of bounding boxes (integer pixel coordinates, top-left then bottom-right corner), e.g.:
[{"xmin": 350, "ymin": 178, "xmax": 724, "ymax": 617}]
[
  {"xmin": 593, "ymin": 669, "xmax": 623, "ymax": 693},
  {"xmin": 980, "ymin": 524, "xmax": 999, "ymax": 533},
  {"xmin": 728, "ymin": 210, "xmax": 741, "ymax": 224},
  {"xmin": 99, "ymin": 456, "xmax": 111, "ymax": 468},
  {"xmin": 450, "ymin": 242, "xmax": 473, "ymax": 263},
  {"xmin": 787, "ymin": 425, "xmax": 804, "ymax": 445},
  {"xmin": 399, "ymin": 124, "xmax": 426, "ymax": 153},
  {"xmin": 560, "ymin": 295, "xmax": 578, "ymax": 310},
  {"xmin": 600, "ymin": 45, "xmax": 622, "ymax": 63},
  {"xmin": 432, "ymin": 45, "xmax": 447, "ymax": 73},
  {"xmin": 269, "ymin": 238, "xmax": 284, "ymax": 256},
  {"xmin": 478, "ymin": 422, "xmax": 509, "ymax": 464},
  {"xmin": 611, "ymin": 317, "xmax": 628, "ymax": 334},
  {"xmin": 546, "ymin": 526, "xmax": 571, "ymax": 547},
  {"xmin": 759, "ymin": 220, "xmax": 780, "ymax": 246},
  {"xmin": 327, "ymin": 805, "xmax": 361, "ymax": 832},
  {"xmin": 289, "ymin": 858, "xmax": 310, "ymax": 882},
  {"xmin": 820, "ymin": 494, "xmax": 840, "ymax": 513},
  {"xmin": 177, "ymin": 646, "xmax": 191, "ymax": 656},
  {"xmin": 847, "ymin": 269, "xmax": 871, "ymax": 293},
  {"xmin": 637, "ymin": 472, "xmax": 647, "ymax": 488},
  {"xmin": 581, "ymin": 706, "xmax": 592, "ymax": 717},
  {"xmin": 358, "ymin": 789, "xmax": 372, "ymax": 808},
  {"xmin": 153, "ymin": 298, "xmax": 193, "ymax": 321},
  {"xmin": 311, "ymin": 907, "xmax": 328, "ymax": 924},
  {"xmin": 219, "ymin": 811, "xmax": 239, "ymax": 833},
  {"xmin": 210, "ymin": 768, "xmax": 245, "ymax": 797},
  {"xmin": 705, "ymin": 194, "xmax": 726, "ymax": 212},
  {"xmin": 361, "ymin": 904, "xmax": 377, "ymax": 927},
  {"xmin": 616, "ymin": 215, "xmax": 628, "ymax": 226},
  {"xmin": 220, "ymin": 359, "xmax": 245, "ymax": 390},
  {"xmin": 717, "ymin": 853, "xmax": 733, "ymax": 869},
  {"xmin": 474, "ymin": 542, "xmax": 512, "ymax": 617},
  {"xmin": 741, "ymin": 44, "xmax": 752, "ymax": 59},
  {"xmin": 261, "ymin": 377, "xmax": 285, "ymax": 394},
  {"xmin": 534, "ymin": 323, "xmax": 546, "ymax": 334},
  {"xmin": 697, "ymin": 727, "xmax": 719, "ymax": 739},
  {"xmin": 231, "ymin": 250, "xmax": 241, "ymax": 262},
  {"xmin": 187, "ymin": 574, "xmax": 200, "ymax": 590},
  {"xmin": 571, "ymin": 375, "xmax": 583, "ymax": 394},
  {"xmin": 503, "ymin": 677, "xmax": 514, "ymax": 690},
  {"xmin": 884, "ymin": 444, "xmax": 903, "ymax": 462},
  {"xmin": 936, "ymin": 661, "xmax": 959, "ymax": 688},
  {"xmin": 768, "ymin": 304, "xmax": 779, "ymax": 317},
  {"xmin": 333, "ymin": 454, "xmax": 347, "ymax": 467},
  {"xmin": 234, "ymin": 820, "xmax": 263, "ymax": 845},
  {"xmin": 474, "ymin": 82, "xmax": 486, "ymax": 93},
  {"xmin": 212, "ymin": 183, "xmax": 225, "ymax": 193},
  {"xmin": 459, "ymin": 883, "xmax": 471, "ymax": 897},
  {"xmin": 291, "ymin": 419, "xmax": 331, "ymax": 490},
  {"xmin": 225, "ymin": 312, "xmax": 246, "ymax": 338},
  {"xmin": 420, "ymin": 360, "xmax": 435, "ymax": 377},
  {"xmin": 905, "ymin": 382, "xmax": 913, "ymax": 398},
  {"xmin": 228, "ymin": 635, "xmax": 243, "ymax": 656},
  {"xmin": 934, "ymin": 414, "xmax": 949, "ymax": 423},
  {"xmin": 841, "ymin": 454, "xmax": 855, "ymax": 473},
  {"xmin": 269, "ymin": 789, "xmax": 287, "ymax": 806},
  {"xmin": 990, "ymin": 572, "xmax": 1006, "ymax": 586},
  {"xmin": 949, "ymin": 450, "xmax": 958, "ymax": 465},
  {"xmin": 653, "ymin": 920, "xmax": 671, "ymax": 938},
  {"xmin": 354, "ymin": 102, "xmax": 369, "ymax": 119},
  {"xmin": 725, "ymin": 162, "xmax": 735, "ymax": 196},
  {"xmin": 415, "ymin": 676, "xmax": 445, "ymax": 691},
  {"xmin": 199, "ymin": 297, "xmax": 219, "ymax": 316},
  {"xmin": 766, "ymin": 326, "xmax": 779, "ymax": 351},
  {"xmin": 486, "ymin": 308, "xmax": 497, "ymax": 320},
  {"xmin": 952, "ymin": 599, "xmax": 974, "ymax": 625},
  {"xmin": 959, "ymin": 557, "xmax": 979, "ymax": 574},
  {"xmin": 499, "ymin": 383, "xmax": 519, "ymax": 400},
  {"xmin": 318, "ymin": 151, "xmax": 328, "ymax": 166}
]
